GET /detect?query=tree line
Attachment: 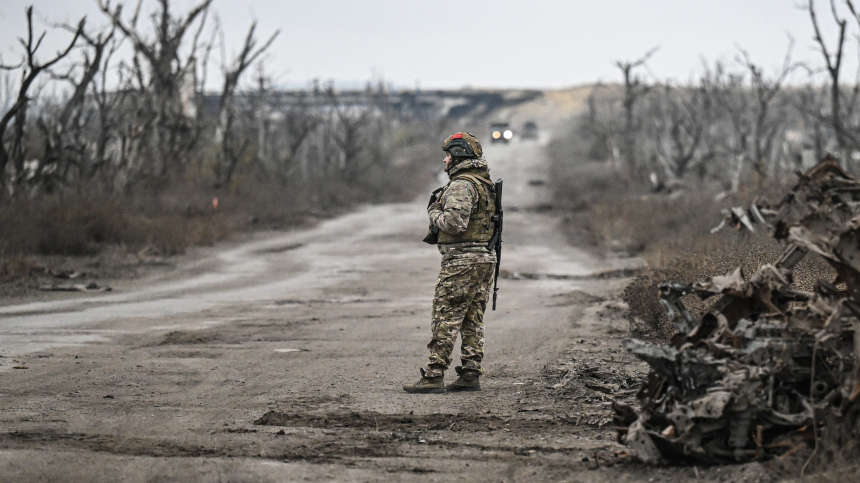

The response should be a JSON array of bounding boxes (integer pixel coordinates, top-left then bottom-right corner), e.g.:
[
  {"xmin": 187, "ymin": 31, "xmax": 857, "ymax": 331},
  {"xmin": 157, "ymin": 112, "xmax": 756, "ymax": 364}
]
[
  {"xmin": 0, "ymin": 1, "xmax": 430, "ymax": 204},
  {"xmin": 583, "ymin": 0, "xmax": 860, "ymax": 193}
]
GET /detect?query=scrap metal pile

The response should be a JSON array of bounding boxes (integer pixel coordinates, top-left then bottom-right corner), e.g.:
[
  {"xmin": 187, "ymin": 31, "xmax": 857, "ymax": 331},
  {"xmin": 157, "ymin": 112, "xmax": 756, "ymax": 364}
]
[{"xmin": 615, "ymin": 158, "xmax": 860, "ymax": 463}]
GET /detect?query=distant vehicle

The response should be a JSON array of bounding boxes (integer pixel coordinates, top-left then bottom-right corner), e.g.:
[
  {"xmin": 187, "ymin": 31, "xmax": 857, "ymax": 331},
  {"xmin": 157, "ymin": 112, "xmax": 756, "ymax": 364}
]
[
  {"xmin": 521, "ymin": 121, "xmax": 538, "ymax": 140},
  {"xmin": 490, "ymin": 122, "xmax": 513, "ymax": 143}
]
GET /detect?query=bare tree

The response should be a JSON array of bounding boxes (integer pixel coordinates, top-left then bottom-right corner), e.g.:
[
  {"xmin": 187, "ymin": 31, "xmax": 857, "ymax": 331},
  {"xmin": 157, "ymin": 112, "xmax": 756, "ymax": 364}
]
[
  {"xmin": 694, "ymin": 61, "xmax": 752, "ymax": 191},
  {"xmin": 738, "ymin": 42, "xmax": 795, "ymax": 183},
  {"xmin": 214, "ymin": 21, "xmax": 279, "ymax": 187},
  {"xmin": 581, "ymin": 85, "xmax": 617, "ymax": 162},
  {"xmin": 32, "ymin": 24, "xmax": 116, "ymax": 191},
  {"xmin": 808, "ymin": 0, "xmax": 860, "ymax": 159},
  {"xmin": 99, "ymin": 0, "xmax": 213, "ymax": 179},
  {"xmin": 84, "ymin": 27, "xmax": 127, "ymax": 183},
  {"xmin": 793, "ymin": 78, "xmax": 829, "ymax": 163},
  {"xmin": 0, "ymin": 7, "xmax": 83, "ymax": 195},
  {"xmin": 649, "ymin": 84, "xmax": 705, "ymax": 183},
  {"xmin": 614, "ymin": 46, "xmax": 659, "ymax": 178},
  {"xmin": 266, "ymin": 92, "xmax": 320, "ymax": 183},
  {"xmin": 327, "ymin": 87, "xmax": 371, "ymax": 178}
]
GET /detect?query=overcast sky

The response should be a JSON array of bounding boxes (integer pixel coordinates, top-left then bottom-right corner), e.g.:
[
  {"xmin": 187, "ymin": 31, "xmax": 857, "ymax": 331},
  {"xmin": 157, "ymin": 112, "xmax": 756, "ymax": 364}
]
[{"xmin": 0, "ymin": 1, "xmax": 853, "ymax": 90}]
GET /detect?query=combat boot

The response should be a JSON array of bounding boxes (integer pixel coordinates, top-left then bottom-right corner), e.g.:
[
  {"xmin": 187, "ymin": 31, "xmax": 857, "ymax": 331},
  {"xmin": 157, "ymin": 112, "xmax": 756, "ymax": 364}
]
[
  {"xmin": 446, "ymin": 366, "xmax": 481, "ymax": 392},
  {"xmin": 402, "ymin": 368, "xmax": 445, "ymax": 394}
]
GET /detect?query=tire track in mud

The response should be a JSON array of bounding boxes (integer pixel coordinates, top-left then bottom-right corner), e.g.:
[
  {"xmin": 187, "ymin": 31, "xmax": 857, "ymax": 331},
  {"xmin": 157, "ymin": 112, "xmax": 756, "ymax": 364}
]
[
  {"xmin": 0, "ymin": 431, "xmax": 234, "ymax": 458},
  {"xmin": 254, "ymin": 409, "xmax": 575, "ymax": 433},
  {"xmin": 0, "ymin": 419, "xmax": 598, "ymax": 466}
]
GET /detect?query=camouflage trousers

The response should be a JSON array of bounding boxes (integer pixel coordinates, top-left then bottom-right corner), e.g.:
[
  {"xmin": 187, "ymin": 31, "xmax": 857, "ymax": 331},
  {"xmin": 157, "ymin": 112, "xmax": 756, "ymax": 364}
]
[{"xmin": 424, "ymin": 260, "xmax": 495, "ymax": 378}]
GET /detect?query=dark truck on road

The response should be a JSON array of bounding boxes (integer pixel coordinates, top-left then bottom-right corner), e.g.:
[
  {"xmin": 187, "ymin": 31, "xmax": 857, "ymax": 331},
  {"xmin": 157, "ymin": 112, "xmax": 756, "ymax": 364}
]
[{"xmin": 521, "ymin": 121, "xmax": 538, "ymax": 140}]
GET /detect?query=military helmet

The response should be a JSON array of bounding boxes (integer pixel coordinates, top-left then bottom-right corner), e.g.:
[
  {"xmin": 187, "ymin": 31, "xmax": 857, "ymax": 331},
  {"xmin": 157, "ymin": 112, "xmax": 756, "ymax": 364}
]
[{"xmin": 442, "ymin": 132, "xmax": 482, "ymax": 159}]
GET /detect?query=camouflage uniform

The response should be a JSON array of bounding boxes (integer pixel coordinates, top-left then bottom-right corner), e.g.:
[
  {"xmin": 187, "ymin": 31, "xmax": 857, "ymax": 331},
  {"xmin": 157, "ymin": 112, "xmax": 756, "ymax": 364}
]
[{"xmin": 424, "ymin": 157, "xmax": 497, "ymax": 378}]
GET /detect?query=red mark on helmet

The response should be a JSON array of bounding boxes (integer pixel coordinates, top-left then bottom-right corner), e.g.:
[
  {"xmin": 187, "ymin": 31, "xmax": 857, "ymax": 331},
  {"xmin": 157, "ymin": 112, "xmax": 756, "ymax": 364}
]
[{"xmin": 451, "ymin": 133, "xmax": 463, "ymax": 139}]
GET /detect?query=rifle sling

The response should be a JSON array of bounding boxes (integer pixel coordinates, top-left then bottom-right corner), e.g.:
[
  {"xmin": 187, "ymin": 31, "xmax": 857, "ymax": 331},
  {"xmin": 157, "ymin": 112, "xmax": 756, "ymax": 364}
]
[{"xmin": 454, "ymin": 173, "xmax": 495, "ymax": 188}]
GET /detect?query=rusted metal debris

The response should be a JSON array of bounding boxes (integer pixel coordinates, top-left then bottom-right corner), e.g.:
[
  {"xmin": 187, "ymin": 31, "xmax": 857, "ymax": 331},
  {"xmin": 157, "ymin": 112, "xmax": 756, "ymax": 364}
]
[{"xmin": 615, "ymin": 157, "xmax": 860, "ymax": 464}]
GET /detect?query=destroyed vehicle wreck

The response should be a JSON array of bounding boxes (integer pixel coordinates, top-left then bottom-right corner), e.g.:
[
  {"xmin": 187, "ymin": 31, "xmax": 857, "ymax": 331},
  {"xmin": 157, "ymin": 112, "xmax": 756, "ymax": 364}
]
[{"xmin": 615, "ymin": 158, "xmax": 860, "ymax": 464}]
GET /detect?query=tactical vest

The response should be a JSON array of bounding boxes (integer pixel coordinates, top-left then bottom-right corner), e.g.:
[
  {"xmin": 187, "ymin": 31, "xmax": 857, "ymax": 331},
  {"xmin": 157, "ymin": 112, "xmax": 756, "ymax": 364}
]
[{"xmin": 437, "ymin": 171, "xmax": 496, "ymax": 244}]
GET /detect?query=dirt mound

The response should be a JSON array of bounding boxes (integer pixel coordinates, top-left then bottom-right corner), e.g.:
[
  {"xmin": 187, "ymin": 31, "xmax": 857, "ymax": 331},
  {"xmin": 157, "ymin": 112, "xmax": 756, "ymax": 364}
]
[{"xmin": 616, "ymin": 158, "xmax": 860, "ymax": 469}]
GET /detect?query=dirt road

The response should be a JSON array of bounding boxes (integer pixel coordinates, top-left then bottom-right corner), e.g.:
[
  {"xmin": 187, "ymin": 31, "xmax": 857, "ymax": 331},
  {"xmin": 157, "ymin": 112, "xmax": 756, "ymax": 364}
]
[{"xmin": 0, "ymin": 116, "xmax": 769, "ymax": 481}]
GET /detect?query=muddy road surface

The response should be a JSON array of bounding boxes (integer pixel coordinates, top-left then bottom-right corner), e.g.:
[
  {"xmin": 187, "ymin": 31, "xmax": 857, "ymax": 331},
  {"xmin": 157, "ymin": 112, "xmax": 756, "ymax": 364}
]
[{"xmin": 0, "ymin": 125, "xmax": 768, "ymax": 482}]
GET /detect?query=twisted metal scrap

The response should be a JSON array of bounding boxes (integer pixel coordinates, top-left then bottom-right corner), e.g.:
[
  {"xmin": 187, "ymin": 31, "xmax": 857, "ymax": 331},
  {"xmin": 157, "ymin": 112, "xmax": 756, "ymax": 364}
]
[{"xmin": 616, "ymin": 158, "xmax": 860, "ymax": 464}]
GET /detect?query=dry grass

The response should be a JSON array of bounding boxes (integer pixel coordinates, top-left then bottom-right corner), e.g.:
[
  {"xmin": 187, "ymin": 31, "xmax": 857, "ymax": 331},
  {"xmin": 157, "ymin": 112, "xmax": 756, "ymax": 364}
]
[
  {"xmin": 555, "ymin": 174, "xmax": 837, "ymax": 340},
  {"xmin": 0, "ymin": 189, "xmax": 238, "ymax": 257},
  {"xmin": 0, "ymin": 254, "xmax": 31, "ymax": 285},
  {"xmin": 548, "ymin": 118, "xmax": 836, "ymax": 341},
  {"xmin": 620, "ymin": 228, "xmax": 835, "ymax": 340},
  {"xmin": 0, "ymin": 187, "xmax": 243, "ymax": 292},
  {"xmin": 548, "ymin": 116, "xmax": 856, "ymax": 479},
  {"xmin": 0, "ymin": 129, "xmax": 439, "ymax": 296}
]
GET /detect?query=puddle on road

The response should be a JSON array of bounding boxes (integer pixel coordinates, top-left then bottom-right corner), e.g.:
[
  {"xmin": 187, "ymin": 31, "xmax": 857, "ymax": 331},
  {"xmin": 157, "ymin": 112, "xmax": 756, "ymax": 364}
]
[{"xmin": 274, "ymin": 348, "xmax": 304, "ymax": 353}]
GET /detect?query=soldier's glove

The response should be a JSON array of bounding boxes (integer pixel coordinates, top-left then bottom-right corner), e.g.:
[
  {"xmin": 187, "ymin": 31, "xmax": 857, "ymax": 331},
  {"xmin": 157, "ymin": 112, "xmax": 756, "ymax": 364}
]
[{"xmin": 428, "ymin": 201, "xmax": 442, "ymax": 213}]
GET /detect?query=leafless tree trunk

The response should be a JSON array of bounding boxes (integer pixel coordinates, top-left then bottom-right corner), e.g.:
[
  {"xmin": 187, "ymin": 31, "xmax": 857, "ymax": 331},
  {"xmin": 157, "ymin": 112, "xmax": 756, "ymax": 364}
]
[
  {"xmin": 808, "ymin": 0, "xmax": 860, "ymax": 160},
  {"xmin": 327, "ymin": 87, "xmax": 371, "ymax": 178},
  {"xmin": 268, "ymin": 95, "xmax": 320, "ymax": 184},
  {"xmin": 214, "ymin": 21, "xmax": 278, "ymax": 188},
  {"xmin": 0, "ymin": 7, "xmax": 83, "ymax": 196},
  {"xmin": 614, "ymin": 47, "xmax": 659, "ymax": 179},
  {"xmin": 738, "ymin": 42, "xmax": 794, "ymax": 184},
  {"xmin": 650, "ymin": 84, "xmax": 705, "ymax": 182},
  {"xmin": 99, "ymin": 0, "xmax": 212, "ymax": 180},
  {"xmin": 86, "ymin": 30, "xmax": 126, "ymax": 183},
  {"xmin": 32, "ymin": 25, "xmax": 116, "ymax": 191},
  {"xmin": 696, "ymin": 61, "xmax": 751, "ymax": 191}
]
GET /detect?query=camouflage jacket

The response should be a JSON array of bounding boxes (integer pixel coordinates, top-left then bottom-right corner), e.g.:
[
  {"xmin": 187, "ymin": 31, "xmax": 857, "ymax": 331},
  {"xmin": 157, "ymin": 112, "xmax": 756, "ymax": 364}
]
[{"xmin": 428, "ymin": 157, "xmax": 497, "ymax": 265}]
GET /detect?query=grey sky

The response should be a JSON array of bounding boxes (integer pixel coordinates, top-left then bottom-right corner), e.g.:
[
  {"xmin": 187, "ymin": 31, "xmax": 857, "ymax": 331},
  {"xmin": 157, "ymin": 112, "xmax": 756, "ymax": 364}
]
[{"xmin": 0, "ymin": 1, "xmax": 851, "ymax": 90}]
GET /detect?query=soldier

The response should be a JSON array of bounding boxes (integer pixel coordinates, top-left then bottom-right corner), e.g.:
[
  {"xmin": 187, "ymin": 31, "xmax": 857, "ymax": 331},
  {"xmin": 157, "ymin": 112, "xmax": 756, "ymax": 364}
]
[{"xmin": 403, "ymin": 132, "xmax": 497, "ymax": 394}]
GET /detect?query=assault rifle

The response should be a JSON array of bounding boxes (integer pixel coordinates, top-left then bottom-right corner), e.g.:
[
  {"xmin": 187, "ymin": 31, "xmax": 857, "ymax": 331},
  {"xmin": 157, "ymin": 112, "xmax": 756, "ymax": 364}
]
[
  {"xmin": 487, "ymin": 178, "xmax": 503, "ymax": 310},
  {"xmin": 422, "ymin": 186, "xmax": 445, "ymax": 245},
  {"xmin": 427, "ymin": 186, "xmax": 444, "ymax": 208}
]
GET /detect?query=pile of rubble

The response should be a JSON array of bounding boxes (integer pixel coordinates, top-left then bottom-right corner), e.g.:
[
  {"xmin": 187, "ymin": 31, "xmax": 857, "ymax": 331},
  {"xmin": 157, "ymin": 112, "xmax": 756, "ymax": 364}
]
[{"xmin": 615, "ymin": 158, "xmax": 860, "ymax": 464}]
